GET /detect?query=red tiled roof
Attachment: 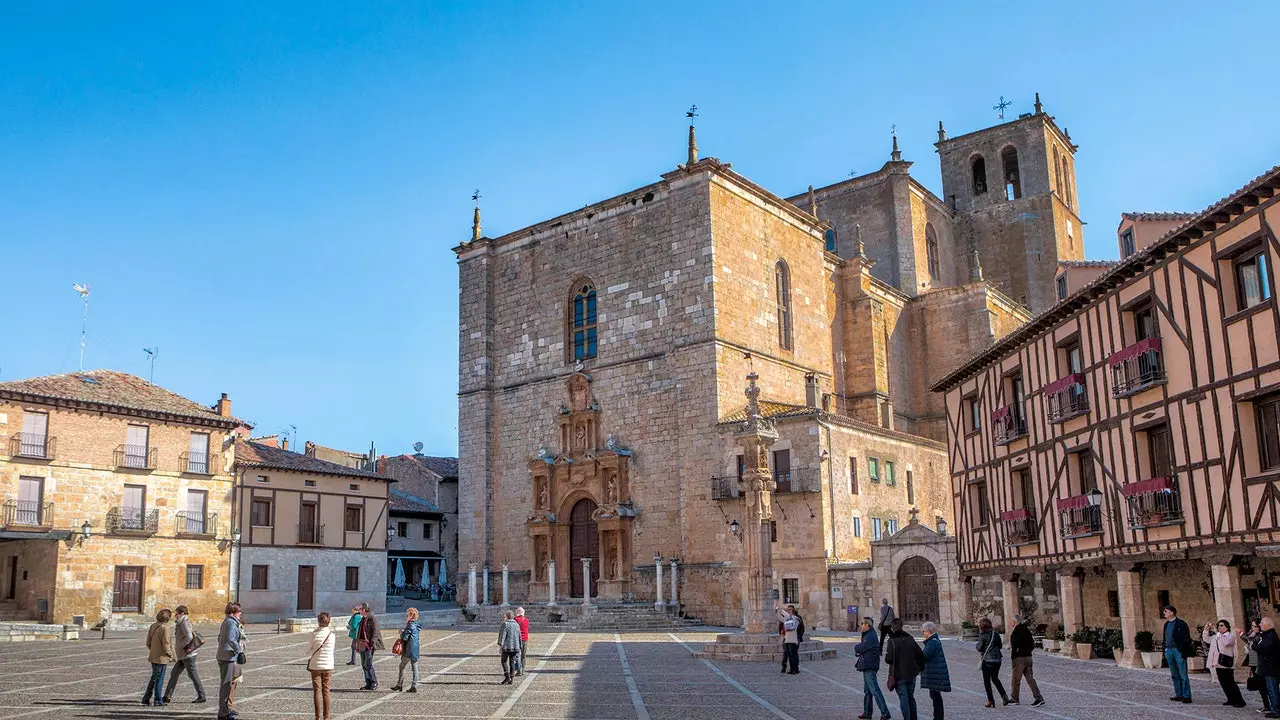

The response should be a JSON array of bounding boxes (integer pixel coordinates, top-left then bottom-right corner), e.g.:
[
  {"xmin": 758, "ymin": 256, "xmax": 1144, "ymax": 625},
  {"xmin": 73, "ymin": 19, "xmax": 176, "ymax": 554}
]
[
  {"xmin": 1058, "ymin": 260, "xmax": 1118, "ymax": 269},
  {"xmin": 1121, "ymin": 211, "xmax": 1198, "ymax": 222},
  {"xmin": 0, "ymin": 370, "xmax": 236, "ymax": 427},
  {"xmin": 234, "ymin": 440, "xmax": 389, "ymax": 480}
]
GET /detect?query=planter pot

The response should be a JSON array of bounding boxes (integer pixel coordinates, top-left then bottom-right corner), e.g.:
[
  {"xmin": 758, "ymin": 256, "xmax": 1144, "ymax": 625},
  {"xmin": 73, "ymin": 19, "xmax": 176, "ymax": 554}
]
[
  {"xmin": 1076, "ymin": 644, "xmax": 1094, "ymax": 660},
  {"xmin": 1140, "ymin": 651, "xmax": 1162, "ymax": 669},
  {"xmin": 1042, "ymin": 640, "xmax": 1059, "ymax": 652},
  {"xmin": 1187, "ymin": 657, "xmax": 1206, "ymax": 673},
  {"xmin": 962, "ymin": 628, "xmax": 979, "ymax": 640}
]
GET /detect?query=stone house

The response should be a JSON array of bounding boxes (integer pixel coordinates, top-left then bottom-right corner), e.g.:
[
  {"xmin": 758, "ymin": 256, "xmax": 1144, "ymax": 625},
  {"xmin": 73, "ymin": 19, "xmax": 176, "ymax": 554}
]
[
  {"xmin": 387, "ymin": 489, "xmax": 444, "ymax": 588},
  {"xmin": 231, "ymin": 440, "xmax": 390, "ymax": 621},
  {"xmin": 0, "ymin": 370, "xmax": 238, "ymax": 624},
  {"xmin": 378, "ymin": 453, "xmax": 459, "ymax": 585}
]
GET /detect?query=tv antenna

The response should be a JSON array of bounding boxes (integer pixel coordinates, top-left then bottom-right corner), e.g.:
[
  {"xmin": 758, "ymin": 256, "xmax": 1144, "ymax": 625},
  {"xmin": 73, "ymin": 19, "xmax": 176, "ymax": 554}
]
[
  {"xmin": 142, "ymin": 347, "xmax": 159, "ymax": 382},
  {"xmin": 72, "ymin": 283, "xmax": 91, "ymax": 370}
]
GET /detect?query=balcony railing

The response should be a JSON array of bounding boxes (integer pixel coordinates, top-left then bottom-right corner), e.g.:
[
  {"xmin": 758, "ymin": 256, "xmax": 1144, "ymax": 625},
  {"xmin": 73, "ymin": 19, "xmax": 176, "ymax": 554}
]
[
  {"xmin": 1056, "ymin": 495, "xmax": 1103, "ymax": 538},
  {"xmin": 992, "ymin": 405, "xmax": 1028, "ymax": 445},
  {"xmin": 1, "ymin": 500, "xmax": 53, "ymax": 528},
  {"xmin": 298, "ymin": 523, "xmax": 325, "ymax": 545},
  {"xmin": 180, "ymin": 451, "xmax": 217, "ymax": 475},
  {"xmin": 8, "ymin": 433, "xmax": 55, "ymax": 460},
  {"xmin": 711, "ymin": 476, "xmax": 738, "ymax": 500},
  {"xmin": 1123, "ymin": 476, "xmax": 1184, "ymax": 529},
  {"xmin": 175, "ymin": 511, "xmax": 218, "ymax": 537},
  {"xmin": 115, "ymin": 444, "xmax": 157, "ymax": 470},
  {"xmin": 1045, "ymin": 374, "xmax": 1090, "ymax": 423},
  {"xmin": 1000, "ymin": 508, "xmax": 1038, "ymax": 546},
  {"xmin": 1110, "ymin": 338, "xmax": 1166, "ymax": 398},
  {"xmin": 106, "ymin": 507, "xmax": 159, "ymax": 535},
  {"xmin": 773, "ymin": 471, "xmax": 792, "ymax": 493}
]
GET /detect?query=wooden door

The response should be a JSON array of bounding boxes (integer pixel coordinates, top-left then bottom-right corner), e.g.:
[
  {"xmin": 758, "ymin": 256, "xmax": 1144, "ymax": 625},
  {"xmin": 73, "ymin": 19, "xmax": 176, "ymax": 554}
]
[
  {"xmin": 112, "ymin": 566, "xmax": 143, "ymax": 611},
  {"xmin": 897, "ymin": 556, "xmax": 939, "ymax": 623},
  {"xmin": 568, "ymin": 499, "xmax": 599, "ymax": 598},
  {"xmin": 5, "ymin": 557, "xmax": 16, "ymax": 600},
  {"xmin": 298, "ymin": 566, "xmax": 315, "ymax": 611},
  {"xmin": 300, "ymin": 503, "xmax": 318, "ymax": 543}
]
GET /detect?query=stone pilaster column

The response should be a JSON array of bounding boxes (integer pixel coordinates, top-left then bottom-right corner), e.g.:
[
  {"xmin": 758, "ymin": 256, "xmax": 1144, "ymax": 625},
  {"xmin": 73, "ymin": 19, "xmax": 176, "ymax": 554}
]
[
  {"xmin": 670, "ymin": 559, "xmax": 679, "ymax": 609},
  {"xmin": 582, "ymin": 558, "xmax": 592, "ymax": 606},
  {"xmin": 1116, "ymin": 568, "xmax": 1145, "ymax": 668},
  {"xmin": 548, "ymin": 560, "xmax": 557, "ymax": 605},
  {"xmin": 1212, "ymin": 563, "xmax": 1245, "ymax": 635},
  {"xmin": 467, "ymin": 563, "xmax": 477, "ymax": 607},
  {"xmin": 958, "ymin": 576, "xmax": 973, "ymax": 631},
  {"xmin": 1001, "ymin": 577, "xmax": 1020, "ymax": 646},
  {"xmin": 655, "ymin": 557, "xmax": 665, "ymax": 608},
  {"xmin": 482, "ymin": 566, "xmax": 490, "ymax": 605},
  {"xmin": 501, "ymin": 564, "xmax": 510, "ymax": 606},
  {"xmin": 1059, "ymin": 571, "xmax": 1083, "ymax": 655}
]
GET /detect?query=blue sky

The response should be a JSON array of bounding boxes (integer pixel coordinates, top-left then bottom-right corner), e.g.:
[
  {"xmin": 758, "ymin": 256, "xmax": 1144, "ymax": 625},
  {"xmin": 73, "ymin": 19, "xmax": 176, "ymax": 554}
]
[{"xmin": 2, "ymin": 2, "xmax": 1276, "ymax": 457}]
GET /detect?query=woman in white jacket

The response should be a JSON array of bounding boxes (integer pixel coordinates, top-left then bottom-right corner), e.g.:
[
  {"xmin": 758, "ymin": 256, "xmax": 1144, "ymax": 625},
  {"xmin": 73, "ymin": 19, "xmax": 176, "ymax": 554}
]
[
  {"xmin": 307, "ymin": 612, "xmax": 337, "ymax": 720},
  {"xmin": 1204, "ymin": 619, "xmax": 1246, "ymax": 708}
]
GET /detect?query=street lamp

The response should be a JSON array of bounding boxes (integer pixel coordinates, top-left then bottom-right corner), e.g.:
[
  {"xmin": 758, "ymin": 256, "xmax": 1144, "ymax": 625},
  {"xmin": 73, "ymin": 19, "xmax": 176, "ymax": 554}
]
[
  {"xmin": 79, "ymin": 520, "xmax": 91, "ymax": 544},
  {"xmin": 729, "ymin": 519, "xmax": 741, "ymax": 539},
  {"xmin": 936, "ymin": 519, "xmax": 947, "ymax": 536},
  {"xmin": 1086, "ymin": 488, "xmax": 1103, "ymax": 507},
  {"xmin": 231, "ymin": 527, "xmax": 242, "ymax": 544}
]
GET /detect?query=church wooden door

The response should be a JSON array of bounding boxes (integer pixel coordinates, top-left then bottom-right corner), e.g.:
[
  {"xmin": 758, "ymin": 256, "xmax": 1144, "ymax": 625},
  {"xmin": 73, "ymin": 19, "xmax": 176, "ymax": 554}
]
[
  {"xmin": 897, "ymin": 556, "xmax": 939, "ymax": 623},
  {"xmin": 569, "ymin": 499, "xmax": 599, "ymax": 598}
]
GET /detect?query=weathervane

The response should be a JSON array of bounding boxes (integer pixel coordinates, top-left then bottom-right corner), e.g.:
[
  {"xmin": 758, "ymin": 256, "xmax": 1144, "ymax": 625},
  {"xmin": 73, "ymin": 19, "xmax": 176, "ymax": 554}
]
[
  {"xmin": 993, "ymin": 96, "xmax": 1011, "ymax": 120},
  {"xmin": 471, "ymin": 189, "xmax": 481, "ymax": 207},
  {"xmin": 686, "ymin": 104, "xmax": 698, "ymax": 125}
]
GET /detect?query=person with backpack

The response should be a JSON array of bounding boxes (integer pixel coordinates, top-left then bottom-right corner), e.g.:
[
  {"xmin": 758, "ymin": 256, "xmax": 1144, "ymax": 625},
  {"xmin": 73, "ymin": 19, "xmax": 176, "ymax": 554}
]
[
  {"xmin": 976, "ymin": 618, "xmax": 1010, "ymax": 707},
  {"xmin": 777, "ymin": 606, "xmax": 801, "ymax": 674},
  {"xmin": 306, "ymin": 612, "xmax": 336, "ymax": 720},
  {"xmin": 884, "ymin": 617, "xmax": 925, "ymax": 720},
  {"xmin": 391, "ymin": 607, "xmax": 422, "ymax": 693},
  {"xmin": 143, "ymin": 608, "xmax": 174, "ymax": 707},
  {"xmin": 1008, "ymin": 615, "xmax": 1044, "ymax": 707},
  {"xmin": 919, "ymin": 622, "xmax": 951, "ymax": 720},
  {"xmin": 778, "ymin": 605, "xmax": 805, "ymax": 674},
  {"xmin": 1162, "ymin": 605, "xmax": 1193, "ymax": 703},
  {"xmin": 854, "ymin": 617, "xmax": 891, "ymax": 720},
  {"xmin": 164, "ymin": 605, "xmax": 206, "ymax": 703}
]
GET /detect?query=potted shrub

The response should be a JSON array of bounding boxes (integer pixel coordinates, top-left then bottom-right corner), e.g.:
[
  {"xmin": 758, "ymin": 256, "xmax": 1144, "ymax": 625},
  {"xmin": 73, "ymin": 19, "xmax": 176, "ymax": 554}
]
[
  {"xmin": 1187, "ymin": 632, "xmax": 1208, "ymax": 673},
  {"xmin": 1095, "ymin": 628, "xmax": 1124, "ymax": 661},
  {"xmin": 961, "ymin": 620, "xmax": 979, "ymax": 640},
  {"xmin": 1070, "ymin": 626, "xmax": 1098, "ymax": 660},
  {"xmin": 1042, "ymin": 621, "xmax": 1062, "ymax": 652},
  {"xmin": 1135, "ymin": 630, "xmax": 1161, "ymax": 668}
]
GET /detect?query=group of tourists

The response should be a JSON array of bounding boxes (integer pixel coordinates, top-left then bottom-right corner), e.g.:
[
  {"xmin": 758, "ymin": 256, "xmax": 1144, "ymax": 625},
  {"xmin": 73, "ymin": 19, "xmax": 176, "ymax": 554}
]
[
  {"xmin": 141, "ymin": 602, "xmax": 247, "ymax": 719},
  {"xmin": 1161, "ymin": 604, "xmax": 1280, "ymax": 716}
]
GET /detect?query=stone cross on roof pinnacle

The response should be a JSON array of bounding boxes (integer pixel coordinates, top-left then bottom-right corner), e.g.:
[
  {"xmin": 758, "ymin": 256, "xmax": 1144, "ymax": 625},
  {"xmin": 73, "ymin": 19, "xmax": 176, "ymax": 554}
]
[
  {"xmin": 686, "ymin": 105, "xmax": 698, "ymax": 166},
  {"xmin": 890, "ymin": 125, "xmax": 901, "ymax": 162}
]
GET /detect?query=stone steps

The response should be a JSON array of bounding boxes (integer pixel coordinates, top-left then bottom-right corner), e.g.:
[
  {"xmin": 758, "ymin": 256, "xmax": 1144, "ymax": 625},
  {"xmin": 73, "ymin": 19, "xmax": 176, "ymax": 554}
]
[{"xmin": 696, "ymin": 633, "xmax": 837, "ymax": 662}]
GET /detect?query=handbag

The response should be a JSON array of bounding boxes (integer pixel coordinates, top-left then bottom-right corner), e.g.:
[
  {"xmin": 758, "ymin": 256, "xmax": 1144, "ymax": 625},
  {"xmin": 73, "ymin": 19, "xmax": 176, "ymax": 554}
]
[
  {"xmin": 236, "ymin": 651, "xmax": 247, "ymax": 665},
  {"xmin": 354, "ymin": 638, "xmax": 370, "ymax": 653},
  {"xmin": 392, "ymin": 639, "xmax": 405, "ymax": 656},
  {"xmin": 1248, "ymin": 675, "xmax": 1262, "ymax": 692},
  {"xmin": 887, "ymin": 671, "xmax": 897, "ymax": 692},
  {"xmin": 185, "ymin": 631, "xmax": 205, "ymax": 655}
]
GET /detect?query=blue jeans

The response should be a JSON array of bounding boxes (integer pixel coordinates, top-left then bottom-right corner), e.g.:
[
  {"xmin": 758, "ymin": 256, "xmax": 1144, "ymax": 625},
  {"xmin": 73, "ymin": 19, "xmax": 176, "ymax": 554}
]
[
  {"xmin": 862, "ymin": 670, "xmax": 889, "ymax": 717},
  {"xmin": 1268, "ymin": 676, "xmax": 1280, "ymax": 714},
  {"xmin": 1165, "ymin": 648, "xmax": 1190, "ymax": 699},
  {"xmin": 895, "ymin": 675, "xmax": 918, "ymax": 720},
  {"xmin": 360, "ymin": 649, "xmax": 378, "ymax": 687},
  {"xmin": 143, "ymin": 662, "xmax": 167, "ymax": 704}
]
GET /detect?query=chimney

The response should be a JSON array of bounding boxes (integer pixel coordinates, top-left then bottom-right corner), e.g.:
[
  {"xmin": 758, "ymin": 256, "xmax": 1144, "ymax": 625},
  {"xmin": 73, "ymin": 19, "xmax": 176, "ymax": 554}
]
[
  {"xmin": 216, "ymin": 393, "xmax": 232, "ymax": 418},
  {"xmin": 281, "ymin": 437, "xmax": 290, "ymax": 452},
  {"xmin": 805, "ymin": 373, "xmax": 820, "ymax": 408}
]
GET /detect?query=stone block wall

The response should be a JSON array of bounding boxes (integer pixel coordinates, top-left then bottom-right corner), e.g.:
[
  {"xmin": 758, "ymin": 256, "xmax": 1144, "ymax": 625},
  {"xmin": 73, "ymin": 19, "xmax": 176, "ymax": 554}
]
[{"xmin": 236, "ymin": 547, "xmax": 386, "ymax": 622}]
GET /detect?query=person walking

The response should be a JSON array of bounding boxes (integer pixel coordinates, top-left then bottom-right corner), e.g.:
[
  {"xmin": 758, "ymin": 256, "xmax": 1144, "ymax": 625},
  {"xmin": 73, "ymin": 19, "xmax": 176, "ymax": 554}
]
[
  {"xmin": 498, "ymin": 610, "xmax": 522, "ymax": 684},
  {"xmin": 1246, "ymin": 620, "xmax": 1271, "ymax": 713},
  {"xmin": 514, "ymin": 607, "xmax": 530, "ymax": 676},
  {"xmin": 346, "ymin": 606, "xmax": 362, "ymax": 665},
  {"xmin": 1008, "ymin": 615, "xmax": 1045, "ymax": 707},
  {"xmin": 920, "ymin": 622, "xmax": 951, "ymax": 720},
  {"xmin": 880, "ymin": 598, "xmax": 896, "ymax": 659},
  {"xmin": 306, "ymin": 612, "xmax": 336, "ymax": 720},
  {"xmin": 777, "ymin": 606, "xmax": 800, "ymax": 674},
  {"xmin": 164, "ymin": 605, "xmax": 207, "ymax": 704},
  {"xmin": 1162, "ymin": 604, "xmax": 1193, "ymax": 703},
  {"xmin": 884, "ymin": 618, "xmax": 924, "ymax": 720},
  {"xmin": 1204, "ymin": 618, "xmax": 1245, "ymax": 707},
  {"xmin": 216, "ymin": 602, "xmax": 244, "ymax": 720},
  {"xmin": 854, "ymin": 617, "xmax": 891, "ymax": 720},
  {"xmin": 976, "ymin": 618, "xmax": 1010, "ymax": 708},
  {"xmin": 355, "ymin": 602, "xmax": 384, "ymax": 690},
  {"xmin": 391, "ymin": 608, "xmax": 422, "ymax": 692},
  {"xmin": 143, "ymin": 608, "xmax": 174, "ymax": 707},
  {"xmin": 1245, "ymin": 616, "xmax": 1280, "ymax": 717}
]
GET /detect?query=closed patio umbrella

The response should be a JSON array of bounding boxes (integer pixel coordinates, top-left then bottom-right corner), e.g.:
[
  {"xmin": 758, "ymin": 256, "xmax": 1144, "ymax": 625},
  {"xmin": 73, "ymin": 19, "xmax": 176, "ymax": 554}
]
[{"xmin": 394, "ymin": 557, "xmax": 406, "ymax": 588}]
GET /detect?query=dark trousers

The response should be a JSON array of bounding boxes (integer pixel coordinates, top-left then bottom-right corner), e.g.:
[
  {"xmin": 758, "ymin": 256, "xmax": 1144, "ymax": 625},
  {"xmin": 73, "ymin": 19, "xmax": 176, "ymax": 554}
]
[
  {"xmin": 1216, "ymin": 667, "xmax": 1246, "ymax": 706},
  {"xmin": 518, "ymin": 639, "xmax": 527, "ymax": 673},
  {"xmin": 981, "ymin": 662, "xmax": 1008, "ymax": 704},
  {"xmin": 360, "ymin": 649, "xmax": 377, "ymax": 687},
  {"xmin": 1255, "ymin": 668, "xmax": 1272, "ymax": 710},
  {"xmin": 895, "ymin": 675, "xmax": 918, "ymax": 720},
  {"xmin": 928, "ymin": 688, "xmax": 944, "ymax": 720},
  {"xmin": 143, "ymin": 663, "xmax": 167, "ymax": 704},
  {"xmin": 1010, "ymin": 656, "xmax": 1042, "ymax": 703},
  {"xmin": 783, "ymin": 643, "xmax": 799, "ymax": 672},
  {"xmin": 217, "ymin": 660, "xmax": 234, "ymax": 717},
  {"xmin": 501, "ymin": 650, "xmax": 520, "ymax": 679},
  {"xmin": 164, "ymin": 657, "xmax": 206, "ymax": 700}
]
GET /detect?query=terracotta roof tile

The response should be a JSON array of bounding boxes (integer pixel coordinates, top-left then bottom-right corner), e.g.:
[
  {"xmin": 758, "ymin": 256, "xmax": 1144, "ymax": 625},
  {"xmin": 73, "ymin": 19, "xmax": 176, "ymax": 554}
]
[
  {"xmin": 234, "ymin": 440, "xmax": 388, "ymax": 480},
  {"xmin": 389, "ymin": 488, "xmax": 441, "ymax": 514},
  {"xmin": 413, "ymin": 455, "xmax": 458, "ymax": 478},
  {"xmin": 0, "ymin": 370, "xmax": 235, "ymax": 427},
  {"xmin": 1059, "ymin": 260, "xmax": 1119, "ymax": 269},
  {"xmin": 1121, "ymin": 211, "xmax": 1198, "ymax": 222}
]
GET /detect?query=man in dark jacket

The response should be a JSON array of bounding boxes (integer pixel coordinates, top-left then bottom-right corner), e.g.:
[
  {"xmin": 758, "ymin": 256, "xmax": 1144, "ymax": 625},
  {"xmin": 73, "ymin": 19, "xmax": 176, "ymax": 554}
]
[
  {"xmin": 357, "ymin": 603, "xmax": 386, "ymax": 691},
  {"xmin": 1249, "ymin": 617, "xmax": 1280, "ymax": 717},
  {"xmin": 1162, "ymin": 605, "xmax": 1194, "ymax": 703},
  {"xmin": 884, "ymin": 618, "xmax": 925, "ymax": 720},
  {"xmin": 855, "ymin": 618, "xmax": 890, "ymax": 720},
  {"xmin": 1009, "ymin": 615, "xmax": 1044, "ymax": 706}
]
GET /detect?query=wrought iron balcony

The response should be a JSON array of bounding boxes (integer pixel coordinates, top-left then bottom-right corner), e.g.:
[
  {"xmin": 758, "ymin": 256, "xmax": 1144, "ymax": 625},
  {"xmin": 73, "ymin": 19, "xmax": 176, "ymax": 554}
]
[
  {"xmin": 106, "ymin": 507, "xmax": 159, "ymax": 535},
  {"xmin": 1000, "ymin": 508, "xmax": 1038, "ymax": 546},
  {"xmin": 298, "ymin": 523, "xmax": 324, "ymax": 545},
  {"xmin": 115, "ymin": 444, "xmax": 157, "ymax": 470},
  {"xmin": 1045, "ymin": 374, "xmax": 1090, "ymax": 423},
  {"xmin": 773, "ymin": 471, "xmax": 792, "ymax": 493},
  {"xmin": 1123, "ymin": 476, "xmax": 1184, "ymax": 529},
  {"xmin": 992, "ymin": 405, "xmax": 1028, "ymax": 445},
  {"xmin": 8, "ymin": 433, "xmax": 55, "ymax": 460},
  {"xmin": 1110, "ymin": 338, "xmax": 1166, "ymax": 398},
  {"xmin": 175, "ymin": 511, "xmax": 218, "ymax": 537},
  {"xmin": 1056, "ymin": 494, "xmax": 1103, "ymax": 539},
  {"xmin": 711, "ymin": 476, "xmax": 738, "ymax": 500},
  {"xmin": 1, "ymin": 500, "xmax": 53, "ymax": 529},
  {"xmin": 180, "ymin": 451, "xmax": 217, "ymax": 475}
]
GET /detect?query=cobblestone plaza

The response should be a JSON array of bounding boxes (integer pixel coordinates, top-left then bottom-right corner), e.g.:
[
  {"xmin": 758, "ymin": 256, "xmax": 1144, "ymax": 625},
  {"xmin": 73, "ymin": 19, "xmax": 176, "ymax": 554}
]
[{"xmin": 0, "ymin": 625, "xmax": 1265, "ymax": 720}]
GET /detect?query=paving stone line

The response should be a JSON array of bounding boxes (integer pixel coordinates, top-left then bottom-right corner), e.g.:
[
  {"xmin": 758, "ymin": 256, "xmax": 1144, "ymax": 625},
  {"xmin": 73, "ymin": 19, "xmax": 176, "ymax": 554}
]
[
  {"xmin": 667, "ymin": 632, "xmax": 797, "ymax": 720},
  {"xmin": 489, "ymin": 631, "xmax": 567, "ymax": 719},
  {"xmin": 336, "ymin": 636, "xmax": 499, "ymax": 720},
  {"xmin": 613, "ymin": 632, "xmax": 650, "ymax": 720}
]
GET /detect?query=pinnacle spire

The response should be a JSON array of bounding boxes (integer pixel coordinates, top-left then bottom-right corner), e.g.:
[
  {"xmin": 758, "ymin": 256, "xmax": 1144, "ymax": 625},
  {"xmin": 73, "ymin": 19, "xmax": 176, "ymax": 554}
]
[
  {"xmin": 1034, "ymin": 92, "xmax": 1043, "ymax": 114},
  {"xmin": 807, "ymin": 185, "xmax": 817, "ymax": 217},
  {"xmin": 890, "ymin": 126, "xmax": 901, "ymax": 162},
  {"xmin": 855, "ymin": 224, "xmax": 866, "ymax": 258},
  {"xmin": 971, "ymin": 248, "xmax": 984, "ymax": 282},
  {"xmin": 471, "ymin": 189, "xmax": 482, "ymax": 241},
  {"xmin": 937, "ymin": 120, "xmax": 947, "ymax": 143},
  {"xmin": 686, "ymin": 105, "xmax": 699, "ymax": 165}
]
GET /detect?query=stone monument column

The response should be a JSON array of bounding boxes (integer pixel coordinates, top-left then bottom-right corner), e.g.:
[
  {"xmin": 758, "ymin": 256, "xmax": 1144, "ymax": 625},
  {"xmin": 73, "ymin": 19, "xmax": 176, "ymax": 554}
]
[
  {"xmin": 468, "ymin": 563, "xmax": 477, "ymax": 607},
  {"xmin": 482, "ymin": 566, "xmax": 490, "ymax": 605},
  {"xmin": 548, "ymin": 560, "xmax": 558, "ymax": 605},
  {"xmin": 582, "ymin": 558, "xmax": 592, "ymax": 606},
  {"xmin": 670, "ymin": 558, "xmax": 679, "ymax": 609},
  {"xmin": 654, "ymin": 554, "xmax": 665, "ymax": 608},
  {"xmin": 1058, "ymin": 570, "xmax": 1083, "ymax": 655},
  {"xmin": 1115, "ymin": 566, "xmax": 1145, "ymax": 668},
  {"xmin": 738, "ymin": 372, "xmax": 780, "ymax": 634},
  {"xmin": 501, "ymin": 564, "xmax": 510, "ymax": 606}
]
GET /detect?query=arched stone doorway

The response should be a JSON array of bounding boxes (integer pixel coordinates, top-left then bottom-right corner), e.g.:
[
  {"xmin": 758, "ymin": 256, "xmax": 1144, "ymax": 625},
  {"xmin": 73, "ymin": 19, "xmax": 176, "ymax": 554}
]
[
  {"xmin": 898, "ymin": 556, "xmax": 939, "ymax": 623},
  {"xmin": 569, "ymin": 499, "xmax": 599, "ymax": 598}
]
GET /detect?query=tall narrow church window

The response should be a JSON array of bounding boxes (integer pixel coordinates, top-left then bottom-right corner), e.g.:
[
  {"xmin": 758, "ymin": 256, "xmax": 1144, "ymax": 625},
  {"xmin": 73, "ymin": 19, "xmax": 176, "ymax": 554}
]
[
  {"xmin": 925, "ymin": 223, "xmax": 940, "ymax": 280},
  {"xmin": 775, "ymin": 260, "xmax": 793, "ymax": 351},
  {"xmin": 1054, "ymin": 153, "xmax": 1062, "ymax": 195},
  {"xmin": 571, "ymin": 282, "xmax": 598, "ymax": 361},
  {"xmin": 1063, "ymin": 155, "xmax": 1074, "ymax": 209},
  {"xmin": 971, "ymin": 156, "xmax": 988, "ymax": 195},
  {"xmin": 824, "ymin": 228, "xmax": 837, "ymax": 253},
  {"xmin": 1002, "ymin": 146, "xmax": 1021, "ymax": 200}
]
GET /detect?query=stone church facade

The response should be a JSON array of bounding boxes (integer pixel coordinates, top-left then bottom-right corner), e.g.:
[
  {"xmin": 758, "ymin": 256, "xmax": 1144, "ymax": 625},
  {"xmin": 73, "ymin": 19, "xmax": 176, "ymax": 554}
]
[{"xmin": 456, "ymin": 96, "xmax": 1077, "ymax": 628}]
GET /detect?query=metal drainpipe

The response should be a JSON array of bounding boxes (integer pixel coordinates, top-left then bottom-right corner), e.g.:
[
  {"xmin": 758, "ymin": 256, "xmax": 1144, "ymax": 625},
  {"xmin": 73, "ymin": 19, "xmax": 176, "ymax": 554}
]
[
  {"xmin": 233, "ymin": 468, "xmax": 243, "ymax": 604},
  {"xmin": 820, "ymin": 418, "xmax": 837, "ymax": 628}
]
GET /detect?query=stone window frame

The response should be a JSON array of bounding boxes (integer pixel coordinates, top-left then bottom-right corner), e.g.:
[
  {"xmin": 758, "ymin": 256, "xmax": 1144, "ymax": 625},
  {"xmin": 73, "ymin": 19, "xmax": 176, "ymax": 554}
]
[
  {"xmin": 906, "ymin": 470, "xmax": 915, "ymax": 505},
  {"xmin": 185, "ymin": 564, "xmax": 204, "ymax": 590},
  {"xmin": 775, "ymin": 260, "xmax": 794, "ymax": 352},
  {"xmin": 868, "ymin": 457, "xmax": 880, "ymax": 483},
  {"xmin": 886, "ymin": 518, "xmax": 898, "ymax": 535},
  {"xmin": 884, "ymin": 460, "xmax": 896, "ymax": 487},
  {"xmin": 852, "ymin": 514, "xmax": 861, "ymax": 537},
  {"xmin": 849, "ymin": 457, "xmax": 859, "ymax": 495},
  {"xmin": 770, "ymin": 520, "xmax": 778, "ymax": 543},
  {"xmin": 566, "ymin": 277, "xmax": 599, "ymax": 363},
  {"xmin": 871, "ymin": 517, "xmax": 883, "ymax": 541},
  {"xmin": 782, "ymin": 578, "xmax": 800, "ymax": 605}
]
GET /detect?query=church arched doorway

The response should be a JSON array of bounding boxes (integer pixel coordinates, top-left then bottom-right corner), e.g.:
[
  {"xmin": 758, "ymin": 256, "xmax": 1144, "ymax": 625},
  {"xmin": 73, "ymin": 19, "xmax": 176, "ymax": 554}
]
[
  {"xmin": 569, "ymin": 499, "xmax": 599, "ymax": 598},
  {"xmin": 897, "ymin": 556, "xmax": 939, "ymax": 623}
]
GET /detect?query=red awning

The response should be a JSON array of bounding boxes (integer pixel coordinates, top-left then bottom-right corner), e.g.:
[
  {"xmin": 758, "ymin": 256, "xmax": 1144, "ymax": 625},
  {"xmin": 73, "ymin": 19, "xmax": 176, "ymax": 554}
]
[
  {"xmin": 1000, "ymin": 508, "xmax": 1032, "ymax": 521},
  {"xmin": 1055, "ymin": 494, "xmax": 1090, "ymax": 511},
  {"xmin": 991, "ymin": 405, "xmax": 1012, "ymax": 422},
  {"xmin": 1043, "ymin": 373, "xmax": 1085, "ymax": 395},
  {"xmin": 1109, "ymin": 337, "xmax": 1162, "ymax": 366},
  {"xmin": 1121, "ymin": 477, "xmax": 1174, "ymax": 496}
]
